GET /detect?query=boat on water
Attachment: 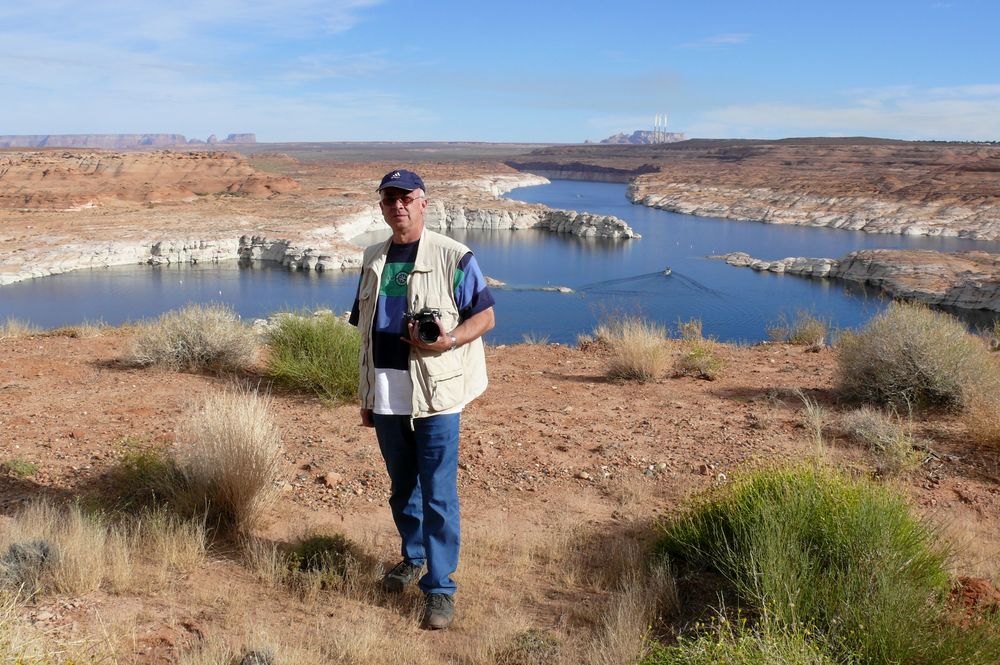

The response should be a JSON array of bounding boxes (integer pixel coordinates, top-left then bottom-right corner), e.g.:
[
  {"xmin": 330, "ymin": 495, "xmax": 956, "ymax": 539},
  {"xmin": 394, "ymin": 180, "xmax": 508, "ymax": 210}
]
[{"xmin": 663, "ymin": 266, "xmax": 672, "ymax": 276}]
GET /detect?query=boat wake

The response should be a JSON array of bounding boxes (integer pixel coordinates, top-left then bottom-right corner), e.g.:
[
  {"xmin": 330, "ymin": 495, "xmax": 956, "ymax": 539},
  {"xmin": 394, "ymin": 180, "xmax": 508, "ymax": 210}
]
[{"xmin": 578, "ymin": 270, "xmax": 724, "ymax": 298}]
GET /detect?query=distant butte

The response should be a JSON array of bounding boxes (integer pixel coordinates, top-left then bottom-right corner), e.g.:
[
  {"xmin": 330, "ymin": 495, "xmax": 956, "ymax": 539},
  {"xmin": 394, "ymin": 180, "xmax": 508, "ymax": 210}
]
[{"xmin": 0, "ymin": 133, "xmax": 256, "ymax": 149}]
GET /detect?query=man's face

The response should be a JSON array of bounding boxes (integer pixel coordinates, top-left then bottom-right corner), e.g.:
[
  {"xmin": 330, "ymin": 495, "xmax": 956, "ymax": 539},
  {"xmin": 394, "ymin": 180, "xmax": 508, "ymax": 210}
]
[{"xmin": 379, "ymin": 187, "xmax": 427, "ymax": 239}]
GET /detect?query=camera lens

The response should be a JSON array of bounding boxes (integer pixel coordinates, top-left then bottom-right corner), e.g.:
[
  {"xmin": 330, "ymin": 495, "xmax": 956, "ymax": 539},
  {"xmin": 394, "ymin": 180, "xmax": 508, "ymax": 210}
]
[{"xmin": 418, "ymin": 319, "xmax": 440, "ymax": 344}]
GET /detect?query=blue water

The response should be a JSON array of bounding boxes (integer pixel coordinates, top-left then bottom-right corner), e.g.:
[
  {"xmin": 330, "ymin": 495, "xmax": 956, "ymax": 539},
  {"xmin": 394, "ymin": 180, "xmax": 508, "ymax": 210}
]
[{"xmin": 2, "ymin": 180, "xmax": 997, "ymax": 343}]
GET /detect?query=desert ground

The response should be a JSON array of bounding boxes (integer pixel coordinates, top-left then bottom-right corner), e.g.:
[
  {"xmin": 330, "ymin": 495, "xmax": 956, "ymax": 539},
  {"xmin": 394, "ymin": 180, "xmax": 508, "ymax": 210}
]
[{"xmin": 1, "ymin": 326, "xmax": 999, "ymax": 662}]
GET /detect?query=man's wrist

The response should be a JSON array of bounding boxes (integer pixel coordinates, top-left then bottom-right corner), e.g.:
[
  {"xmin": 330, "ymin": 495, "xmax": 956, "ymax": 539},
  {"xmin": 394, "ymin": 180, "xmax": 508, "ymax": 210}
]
[{"xmin": 448, "ymin": 333, "xmax": 458, "ymax": 351}]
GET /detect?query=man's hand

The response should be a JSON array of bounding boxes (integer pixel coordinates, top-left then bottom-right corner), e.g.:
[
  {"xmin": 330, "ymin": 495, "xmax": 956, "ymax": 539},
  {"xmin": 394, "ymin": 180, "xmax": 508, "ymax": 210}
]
[
  {"xmin": 401, "ymin": 319, "xmax": 453, "ymax": 353},
  {"xmin": 360, "ymin": 408, "xmax": 375, "ymax": 427}
]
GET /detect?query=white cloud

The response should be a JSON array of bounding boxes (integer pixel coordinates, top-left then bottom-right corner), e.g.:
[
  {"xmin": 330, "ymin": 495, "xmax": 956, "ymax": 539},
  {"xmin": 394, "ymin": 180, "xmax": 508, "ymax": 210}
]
[
  {"xmin": 0, "ymin": 2, "xmax": 391, "ymax": 138},
  {"xmin": 686, "ymin": 85, "xmax": 1000, "ymax": 140},
  {"xmin": 0, "ymin": 1, "xmax": 384, "ymax": 41},
  {"xmin": 280, "ymin": 52, "xmax": 390, "ymax": 82}
]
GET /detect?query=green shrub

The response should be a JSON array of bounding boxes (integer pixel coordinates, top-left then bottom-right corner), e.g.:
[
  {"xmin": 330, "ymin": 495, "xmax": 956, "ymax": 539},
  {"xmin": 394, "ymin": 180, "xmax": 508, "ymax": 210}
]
[
  {"xmin": 643, "ymin": 618, "xmax": 835, "ymax": 664},
  {"xmin": 1, "ymin": 460, "xmax": 38, "ymax": 479},
  {"xmin": 672, "ymin": 318, "xmax": 725, "ymax": 380},
  {"xmin": 834, "ymin": 301, "xmax": 998, "ymax": 411},
  {"xmin": 105, "ymin": 439, "xmax": 182, "ymax": 510},
  {"xmin": 493, "ymin": 628, "xmax": 562, "ymax": 665},
  {"xmin": 839, "ymin": 407, "xmax": 922, "ymax": 474},
  {"xmin": 675, "ymin": 341, "xmax": 724, "ymax": 381},
  {"xmin": 656, "ymin": 464, "xmax": 1000, "ymax": 663},
  {"xmin": 282, "ymin": 533, "xmax": 377, "ymax": 599},
  {"xmin": 265, "ymin": 312, "xmax": 360, "ymax": 402},
  {"xmin": 287, "ymin": 534, "xmax": 363, "ymax": 583},
  {"xmin": 592, "ymin": 315, "xmax": 669, "ymax": 382},
  {"xmin": 130, "ymin": 303, "xmax": 258, "ymax": 372}
]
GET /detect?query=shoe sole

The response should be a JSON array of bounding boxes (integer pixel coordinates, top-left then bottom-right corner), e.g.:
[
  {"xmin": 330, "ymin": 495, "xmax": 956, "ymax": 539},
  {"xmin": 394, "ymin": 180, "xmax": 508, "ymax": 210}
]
[{"xmin": 422, "ymin": 617, "xmax": 453, "ymax": 630}]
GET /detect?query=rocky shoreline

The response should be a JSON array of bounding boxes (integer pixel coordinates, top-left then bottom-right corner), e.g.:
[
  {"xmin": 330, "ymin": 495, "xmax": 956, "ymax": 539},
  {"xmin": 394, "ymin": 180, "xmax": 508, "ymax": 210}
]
[
  {"xmin": 0, "ymin": 167, "xmax": 636, "ymax": 286},
  {"xmin": 716, "ymin": 250, "xmax": 1000, "ymax": 312}
]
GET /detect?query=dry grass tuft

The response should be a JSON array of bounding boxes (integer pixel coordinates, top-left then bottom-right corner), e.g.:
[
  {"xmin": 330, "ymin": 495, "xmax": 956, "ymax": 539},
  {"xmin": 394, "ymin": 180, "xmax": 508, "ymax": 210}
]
[
  {"xmin": 0, "ymin": 317, "xmax": 38, "ymax": 339},
  {"xmin": 42, "ymin": 320, "xmax": 106, "ymax": 339},
  {"xmin": 593, "ymin": 316, "xmax": 669, "ymax": 382},
  {"xmin": 839, "ymin": 407, "xmax": 923, "ymax": 474},
  {"xmin": 130, "ymin": 303, "xmax": 258, "ymax": 372},
  {"xmin": 521, "ymin": 332, "xmax": 551, "ymax": 345},
  {"xmin": 794, "ymin": 389, "xmax": 827, "ymax": 457},
  {"xmin": 134, "ymin": 510, "xmax": 207, "ymax": 584},
  {"xmin": 588, "ymin": 566, "xmax": 678, "ymax": 665},
  {"xmin": 176, "ymin": 387, "xmax": 284, "ymax": 534},
  {"xmin": 493, "ymin": 628, "xmax": 562, "ymax": 665}
]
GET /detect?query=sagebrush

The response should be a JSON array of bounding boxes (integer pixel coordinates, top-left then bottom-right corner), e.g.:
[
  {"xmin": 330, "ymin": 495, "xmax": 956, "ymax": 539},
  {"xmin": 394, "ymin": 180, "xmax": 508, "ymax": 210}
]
[
  {"xmin": 835, "ymin": 301, "xmax": 998, "ymax": 411},
  {"xmin": 130, "ymin": 303, "xmax": 258, "ymax": 371},
  {"xmin": 839, "ymin": 407, "xmax": 922, "ymax": 474}
]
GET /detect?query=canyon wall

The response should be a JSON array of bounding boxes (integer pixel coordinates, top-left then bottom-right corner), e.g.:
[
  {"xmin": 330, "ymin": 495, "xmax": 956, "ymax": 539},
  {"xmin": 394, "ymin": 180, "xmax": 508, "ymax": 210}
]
[
  {"xmin": 629, "ymin": 181, "xmax": 1000, "ymax": 240},
  {"xmin": 0, "ymin": 133, "xmax": 256, "ymax": 149}
]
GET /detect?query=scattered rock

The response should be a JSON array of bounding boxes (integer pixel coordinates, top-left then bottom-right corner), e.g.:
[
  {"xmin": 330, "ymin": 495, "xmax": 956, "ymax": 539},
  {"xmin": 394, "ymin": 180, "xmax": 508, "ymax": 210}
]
[
  {"xmin": 320, "ymin": 472, "xmax": 342, "ymax": 487},
  {"xmin": 239, "ymin": 648, "xmax": 276, "ymax": 665},
  {"xmin": 1, "ymin": 539, "xmax": 58, "ymax": 595}
]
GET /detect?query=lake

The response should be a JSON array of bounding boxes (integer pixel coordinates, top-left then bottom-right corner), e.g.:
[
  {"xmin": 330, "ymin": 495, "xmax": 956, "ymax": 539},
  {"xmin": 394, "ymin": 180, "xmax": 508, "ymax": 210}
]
[{"xmin": 2, "ymin": 179, "xmax": 997, "ymax": 343}]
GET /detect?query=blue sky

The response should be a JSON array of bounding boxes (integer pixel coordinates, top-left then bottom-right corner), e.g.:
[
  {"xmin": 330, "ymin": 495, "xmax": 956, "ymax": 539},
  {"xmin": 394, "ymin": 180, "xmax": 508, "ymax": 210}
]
[{"xmin": 2, "ymin": 1, "xmax": 998, "ymax": 142}]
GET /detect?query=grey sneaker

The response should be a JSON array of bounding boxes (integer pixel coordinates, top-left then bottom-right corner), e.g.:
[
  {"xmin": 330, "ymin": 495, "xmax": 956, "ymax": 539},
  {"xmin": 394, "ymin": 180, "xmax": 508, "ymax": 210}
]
[
  {"xmin": 382, "ymin": 560, "xmax": 422, "ymax": 593},
  {"xmin": 422, "ymin": 593, "xmax": 455, "ymax": 630}
]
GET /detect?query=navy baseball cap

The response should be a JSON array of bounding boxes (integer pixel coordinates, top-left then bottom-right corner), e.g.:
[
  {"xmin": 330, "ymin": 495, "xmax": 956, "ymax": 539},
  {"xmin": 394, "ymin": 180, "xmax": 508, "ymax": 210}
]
[{"xmin": 377, "ymin": 169, "xmax": 425, "ymax": 193}]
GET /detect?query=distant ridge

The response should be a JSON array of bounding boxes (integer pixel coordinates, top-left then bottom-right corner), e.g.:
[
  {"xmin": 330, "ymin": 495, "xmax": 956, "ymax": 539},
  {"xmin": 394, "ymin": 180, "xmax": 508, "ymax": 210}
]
[{"xmin": 0, "ymin": 133, "xmax": 256, "ymax": 149}]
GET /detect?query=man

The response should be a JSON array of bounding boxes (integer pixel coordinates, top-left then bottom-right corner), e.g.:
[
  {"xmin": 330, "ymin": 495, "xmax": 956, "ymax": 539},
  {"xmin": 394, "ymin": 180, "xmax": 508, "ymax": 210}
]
[{"xmin": 349, "ymin": 169, "xmax": 495, "ymax": 630}]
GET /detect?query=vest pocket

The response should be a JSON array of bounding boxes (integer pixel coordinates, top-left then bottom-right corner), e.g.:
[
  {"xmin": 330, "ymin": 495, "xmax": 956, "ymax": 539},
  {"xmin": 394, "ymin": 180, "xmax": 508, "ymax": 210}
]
[{"xmin": 428, "ymin": 366, "xmax": 465, "ymax": 411}]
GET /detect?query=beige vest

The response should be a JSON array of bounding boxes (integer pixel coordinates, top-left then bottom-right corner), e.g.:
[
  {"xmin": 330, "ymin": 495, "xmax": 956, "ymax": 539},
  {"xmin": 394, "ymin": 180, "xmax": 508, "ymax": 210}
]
[{"xmin": 356, "ymin": 230, "xmax": 489, "ymax": 418}]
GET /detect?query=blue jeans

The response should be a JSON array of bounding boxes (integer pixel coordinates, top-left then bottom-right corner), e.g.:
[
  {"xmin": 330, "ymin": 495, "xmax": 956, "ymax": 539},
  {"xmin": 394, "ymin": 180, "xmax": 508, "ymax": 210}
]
[{"xmin": 373, "ymin": 413, "xmax": 461, "ymax": 595}]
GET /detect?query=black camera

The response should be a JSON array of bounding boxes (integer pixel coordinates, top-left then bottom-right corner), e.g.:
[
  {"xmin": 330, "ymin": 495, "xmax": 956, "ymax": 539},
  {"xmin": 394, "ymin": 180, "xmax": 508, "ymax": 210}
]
[{"xmin": 404, "ymin": 308, "xmax": 442, "ymax": 344}]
